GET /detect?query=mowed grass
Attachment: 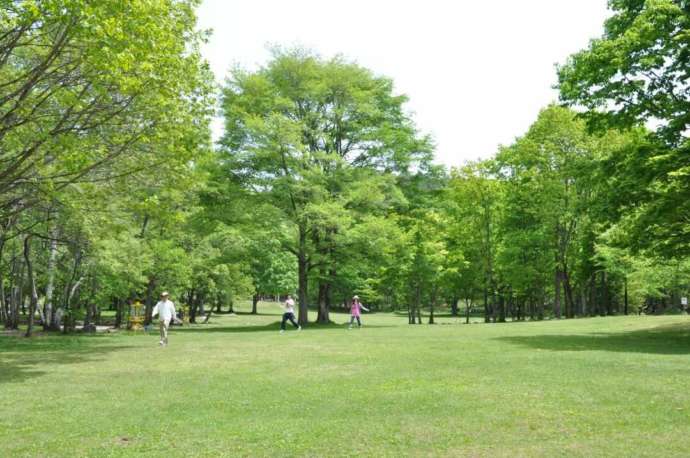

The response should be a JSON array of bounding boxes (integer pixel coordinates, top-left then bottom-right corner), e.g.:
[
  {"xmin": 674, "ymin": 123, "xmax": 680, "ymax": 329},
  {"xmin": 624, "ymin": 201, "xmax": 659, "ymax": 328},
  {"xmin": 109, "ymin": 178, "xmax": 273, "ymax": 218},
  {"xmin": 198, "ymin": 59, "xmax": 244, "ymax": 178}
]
[{"xmin": 2, "ymin": 303, "xmax": 690, "ymax": 457}]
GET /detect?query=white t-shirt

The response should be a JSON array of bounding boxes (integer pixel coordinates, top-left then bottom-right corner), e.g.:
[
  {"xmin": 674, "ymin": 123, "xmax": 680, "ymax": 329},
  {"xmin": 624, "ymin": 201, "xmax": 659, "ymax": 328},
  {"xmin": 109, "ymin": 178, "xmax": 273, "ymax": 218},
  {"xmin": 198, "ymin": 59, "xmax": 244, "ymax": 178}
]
[
  {"xmin": 152, "ymin": 299, "xmax": 177, "ymax": 324},
  {"xmin": 284, "ymin": 298, "xmax": 295, "ymax": 314}
]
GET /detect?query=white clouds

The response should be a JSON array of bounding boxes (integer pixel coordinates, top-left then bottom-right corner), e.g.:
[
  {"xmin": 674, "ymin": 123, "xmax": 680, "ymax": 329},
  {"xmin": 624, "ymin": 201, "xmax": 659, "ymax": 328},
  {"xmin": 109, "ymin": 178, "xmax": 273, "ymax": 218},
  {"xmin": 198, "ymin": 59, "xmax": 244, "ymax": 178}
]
[{"xmin": 197, "ymin": 0, "xmax": 609, "ymax": 167}]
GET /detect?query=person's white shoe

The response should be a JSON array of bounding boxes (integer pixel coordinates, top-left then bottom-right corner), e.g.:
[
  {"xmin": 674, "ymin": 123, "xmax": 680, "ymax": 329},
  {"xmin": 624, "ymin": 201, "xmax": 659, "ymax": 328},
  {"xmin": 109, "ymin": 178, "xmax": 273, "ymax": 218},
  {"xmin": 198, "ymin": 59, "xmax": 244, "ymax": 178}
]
[
  {"xmin": 280, "ymin": 329, "xmax": 284, "ymax": 334},
  {"xmin": 297, "ymin": 325, "xmax": 302, "ymax": 331},
  {"xmin": 159, "ymin": 340, "xmax": 164, "ymax": 346}
]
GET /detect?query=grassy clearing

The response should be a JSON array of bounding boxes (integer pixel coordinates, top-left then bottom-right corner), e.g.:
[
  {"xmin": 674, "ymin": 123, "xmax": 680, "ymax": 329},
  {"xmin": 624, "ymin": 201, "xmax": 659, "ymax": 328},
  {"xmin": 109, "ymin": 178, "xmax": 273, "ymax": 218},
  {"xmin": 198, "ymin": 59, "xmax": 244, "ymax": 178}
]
[{"xmin": 2, "ymin": 304, "xmax": 690, "ymax": 457}]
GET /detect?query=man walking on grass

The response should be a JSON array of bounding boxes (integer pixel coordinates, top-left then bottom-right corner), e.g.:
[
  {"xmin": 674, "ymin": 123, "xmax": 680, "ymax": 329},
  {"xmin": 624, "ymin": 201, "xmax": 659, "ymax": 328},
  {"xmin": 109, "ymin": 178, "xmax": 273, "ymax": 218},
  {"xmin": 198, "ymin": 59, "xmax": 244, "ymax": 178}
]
[
  {"xmin": 152, "ymin": 291, "xmax": 181, "ymax": 346},
  {"xmin": 280, "ymin": 294, "xmax": 301, "ymax": 334}
]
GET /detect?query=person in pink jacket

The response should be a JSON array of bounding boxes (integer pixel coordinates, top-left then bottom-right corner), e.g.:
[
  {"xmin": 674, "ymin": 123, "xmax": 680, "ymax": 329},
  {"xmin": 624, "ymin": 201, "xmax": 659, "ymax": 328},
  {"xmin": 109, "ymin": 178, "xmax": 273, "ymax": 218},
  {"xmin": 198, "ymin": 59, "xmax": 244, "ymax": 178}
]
[{"xmin": 348, "ymin": 295, "xmax": 369, "ymax": 329}]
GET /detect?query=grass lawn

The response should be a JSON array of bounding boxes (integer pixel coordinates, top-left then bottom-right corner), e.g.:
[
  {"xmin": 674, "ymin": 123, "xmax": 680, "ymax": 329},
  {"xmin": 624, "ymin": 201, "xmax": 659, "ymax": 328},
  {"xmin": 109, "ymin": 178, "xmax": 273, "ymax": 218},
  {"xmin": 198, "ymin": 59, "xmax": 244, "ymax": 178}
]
[{"xmin": 2, "ymin": 304, "xmax": 690, "ymax": 457}]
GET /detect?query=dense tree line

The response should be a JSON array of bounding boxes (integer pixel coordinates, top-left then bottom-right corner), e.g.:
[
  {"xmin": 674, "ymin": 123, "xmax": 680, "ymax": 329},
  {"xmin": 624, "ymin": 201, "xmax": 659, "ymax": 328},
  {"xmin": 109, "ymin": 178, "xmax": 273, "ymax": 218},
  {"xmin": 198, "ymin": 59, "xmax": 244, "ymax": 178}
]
[{"xmin": 1, "ymin": 0, "xmax": 688, "ymax": 335}]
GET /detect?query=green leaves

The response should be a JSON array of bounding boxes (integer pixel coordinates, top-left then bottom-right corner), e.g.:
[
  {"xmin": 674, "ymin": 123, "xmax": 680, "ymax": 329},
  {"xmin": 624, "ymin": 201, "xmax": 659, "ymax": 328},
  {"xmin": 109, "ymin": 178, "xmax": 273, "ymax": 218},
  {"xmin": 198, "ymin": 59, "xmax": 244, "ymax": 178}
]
[
  {"xmin": 559, "ymin": 0, "xmax": 690, "ymax": 256},
  {"xmin": 218, "ymin": 48, "xmax": 432, "ymax": 313}
]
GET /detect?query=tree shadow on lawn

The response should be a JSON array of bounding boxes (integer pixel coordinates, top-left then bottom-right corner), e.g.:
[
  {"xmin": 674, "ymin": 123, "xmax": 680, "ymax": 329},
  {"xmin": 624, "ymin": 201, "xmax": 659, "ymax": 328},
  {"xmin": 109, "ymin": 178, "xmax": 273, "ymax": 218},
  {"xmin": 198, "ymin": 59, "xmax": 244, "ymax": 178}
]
[
  {"xmin": 496, "ymin": 322, "xmax": 690, "ymax": 355},
  {"xmin": 174, "ymin": 321, "xmax": 394, "ymax": 334},
  {"xmin": 0, "ymin": 335, "xmax": 133, "ymax": 384}
]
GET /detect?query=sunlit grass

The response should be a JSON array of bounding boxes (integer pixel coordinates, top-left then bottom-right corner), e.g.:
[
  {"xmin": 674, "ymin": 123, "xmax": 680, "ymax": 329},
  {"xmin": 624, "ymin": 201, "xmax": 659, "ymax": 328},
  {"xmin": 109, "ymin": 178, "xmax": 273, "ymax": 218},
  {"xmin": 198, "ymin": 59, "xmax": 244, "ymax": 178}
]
[{"xmin": 2, "ymin": 305, "xmax": 689, "ymax": 457}]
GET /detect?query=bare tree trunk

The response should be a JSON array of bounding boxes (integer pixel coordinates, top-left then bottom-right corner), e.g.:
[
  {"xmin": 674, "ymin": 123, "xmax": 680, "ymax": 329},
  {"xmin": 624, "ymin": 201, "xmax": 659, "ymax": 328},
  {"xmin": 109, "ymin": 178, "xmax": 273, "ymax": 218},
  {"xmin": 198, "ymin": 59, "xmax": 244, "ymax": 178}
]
[
  {"xmin": 483, "ymin": 287, "xmax": 490, "ymax": 323},
  {"xmin": 83, "ymin": 278, "xmax": 98, "ymax": 332},
  {"xmin": 59, "ymin": 247, "xmax": 81, "ymax": 331},
  {"xmin": 114, "ymin": 298, "xmax": 124, "ymax": 329},
  {"xmin": 23, "ymin": 236, "xmax": 38, "ymax": 337},
  {"xmin": 408, "ymin": 298, "xmax": 414, "ymax": 325},
  {"xmin": 317, "ymin": 269, "xmax": 334, "ymax": 324},
  {"xmin": 7, "ymin": 249, "xmax": 23, "ymax": 330},
  {"xmin": 251, "ymin": 293, "xmax": 259, "ymax": 314},
  {"xmin": 529, "ymin": 296, "xmax": 535, "ymax": 321},
  {"xmin": 411, "ymin": 284, "xmax": 421, "ymax": 325},
  {"xmin": 0, "ymin": 237, "xmax": 6, "ymax": 326},
  {"xmin": 43, "ymin": 231, "xmax": 58, "ymax": 330},
  {"xmin": 5, "ymin": 251, "xmax": 18, "ymax": 330},
  {"xmin": 144, "ymin": 276, "xmax": 156, "ymax": 325},
  {"xmin": 563, "ymin": 268, "xmax": 575, "ymax": 318},
  {"xmin": 589, "ymin": 273, "xmax": 596, "ymax": 316},
  {"xmin": 465, "ymin": 298, "xmax": 471, "ymax": 324},
  {"xmin": 297, "ymin": 248, "xmax": 308, "ymax": 326},
  {"xmin": 624, "ymin": 276, "xmax": 629, "ymax": 315},
  {"xmin": 602, "ymin": 271, "xmax": 610, "ymax": 315},
  {"xmin": 203, "ymin": 295, "xmax": 214, "ymax": 323},
  {"xmin": 63, "ymin": 276, "xmax": 84, "ymax": 333},
  {"xmin": 554, "ymin": 268, "xmax": 562, "ymax": 319},
  {"xmin": 450, "ymin": 297, "xmax": 459, "ymax": 316},
  {"xmin": 497, "ymin": 292, "xmax": 506, "ymax": 323},
  {"xmin": 188, "ymin": 288, "xmax": 198, "ymax": 323},
  {"xmin": 428, "ymin": 286, "xmax": 436, "ymax": 324}
]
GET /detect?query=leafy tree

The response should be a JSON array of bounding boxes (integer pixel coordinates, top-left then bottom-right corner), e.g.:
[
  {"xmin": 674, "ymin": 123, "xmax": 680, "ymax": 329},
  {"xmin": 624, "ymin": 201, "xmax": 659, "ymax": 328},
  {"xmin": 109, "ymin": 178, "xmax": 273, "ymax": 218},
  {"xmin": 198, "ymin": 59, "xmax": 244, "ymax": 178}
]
[
  {"xmin": 219, "ymin": 48, "xmax": 431, "ymax": 324},
  {"xmin": 558, "ymin": 0, "xmax": 690, "ymax": 256},
  {"xmin": 447, "ymin": 162, "xmax": 503, "ymax": 322}
]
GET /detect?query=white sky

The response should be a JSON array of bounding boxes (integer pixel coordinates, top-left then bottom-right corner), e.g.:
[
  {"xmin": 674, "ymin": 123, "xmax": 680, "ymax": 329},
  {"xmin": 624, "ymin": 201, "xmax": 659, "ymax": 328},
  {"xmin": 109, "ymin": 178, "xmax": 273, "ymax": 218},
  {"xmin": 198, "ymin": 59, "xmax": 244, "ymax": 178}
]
[{"xmin": 197, "ymin": 0, "xmax": 609, "ymax": 168}]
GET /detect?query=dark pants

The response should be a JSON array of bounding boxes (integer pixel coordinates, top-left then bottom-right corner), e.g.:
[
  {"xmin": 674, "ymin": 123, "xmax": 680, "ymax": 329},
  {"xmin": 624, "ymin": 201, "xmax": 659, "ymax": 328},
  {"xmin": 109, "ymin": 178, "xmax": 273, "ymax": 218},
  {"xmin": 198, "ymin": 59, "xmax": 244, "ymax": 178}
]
[
  {"xmin": 281, "ymin": 312, "xmax": 299, "ymax": 330},
  {"xmin": 349, "ymin": 316, "xmax": 361, "ymax": 327}
]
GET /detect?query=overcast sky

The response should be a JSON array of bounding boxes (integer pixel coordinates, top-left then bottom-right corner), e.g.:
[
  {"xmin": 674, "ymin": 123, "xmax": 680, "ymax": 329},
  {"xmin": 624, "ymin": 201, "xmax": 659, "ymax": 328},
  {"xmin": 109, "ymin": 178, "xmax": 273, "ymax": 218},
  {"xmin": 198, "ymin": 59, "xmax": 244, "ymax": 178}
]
[{"xmin": 197, "ymin": 0, "xmax": 610, "ymax": 168}]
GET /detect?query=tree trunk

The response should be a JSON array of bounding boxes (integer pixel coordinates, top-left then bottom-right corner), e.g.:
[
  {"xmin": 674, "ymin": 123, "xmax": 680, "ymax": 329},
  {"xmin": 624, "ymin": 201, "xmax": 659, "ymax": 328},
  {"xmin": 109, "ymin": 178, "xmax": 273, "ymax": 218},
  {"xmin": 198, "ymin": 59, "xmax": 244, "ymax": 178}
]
[
  {"xmin": 297, "ymin": 233, "xmax": 309, "ymax": 326},
  {"xmin": 514, "ymin": 296, "xmax": 520, "ymax": 321},
  {"xmin": 483, "ymin": 287, "xmax": 490, "ymax": 323},
  {"xmin": 203, "ymin": 296, "xmax": 214, "ymax": 323},
  {"xmin": 63, "ymin": 276, "xmax": 84, "ymax": 333},
  {"xmin": 114, "ymin": 298, "xmax": 124, "ymax": 329},
  {"xmin": 589, "ymin": 273, "xmax": 596, "ymax": 316},
  {"xmin": 0, "ymin": 237, "xmax": 6, "ymax": 326},
  {"xmin": 189, "ymin": 289, "xmax": 198, "ymax": 323},
  {"xmin": 624, "ymin": 276, "xmax": 629, "ymax": 315},
  {"xmin": 563, "ymin": 268, "xmax": 575, "ymax": 318},
  {"xmin": 316, "ymin": 282, "xmax": 330, "ymax": 324},
  {"xmin": 529, "ymin": 296, "xmax": 535, "ymax": 321},
  {"xmin": 144, "ymin": 276, "xmax": 156, "ymax": 325},
  {"xmin": 554, "ymin": 268, "xmax": 562, "ymax": 319},
  {"xmin": 601, "ymin": 271, "xmax": 610, "ymax": 315},
  {"xmin": 23, "ymin": 236, "xmax": 38, "ymax": 337},
  {"xmin": 7, "ymin": 249, "xmax": 22, "ymax": 330},
  {"xmin": 465, "ymin": 299, "xmax": 471, "ymax": 324},
  {"xmin": 83, "ymin": 284, "xmax": 98, "ymax": 334},
  {"xmin": 450, "ymin": 297, "xmax": 459, "ymax": 316},
  {"xmin": 411, "ymin": 284, "xmax": 421, "ymax": 325},
  {"xmin": 428, "ymin": 287, "xmax": 436, "ymax": 324},
  {"xmin": 251, "ymin": 293, "xmax": 259, "ymax": 314},
  {"xmin": 43, "ymin": 233, "xmax": 58, "ymax": 330}
]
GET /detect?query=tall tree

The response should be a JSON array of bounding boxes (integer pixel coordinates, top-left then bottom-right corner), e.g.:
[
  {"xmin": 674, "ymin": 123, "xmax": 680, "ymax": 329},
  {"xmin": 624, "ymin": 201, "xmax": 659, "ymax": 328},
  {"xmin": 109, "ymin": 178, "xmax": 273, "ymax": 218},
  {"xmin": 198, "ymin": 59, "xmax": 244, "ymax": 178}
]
[
  {"xmin": 558, "ymin": 0, "xmax": 690, "ymax": 256},
  {"xmin": 219, "ymin": 48, "xmax": 431, "ymax": 325}
]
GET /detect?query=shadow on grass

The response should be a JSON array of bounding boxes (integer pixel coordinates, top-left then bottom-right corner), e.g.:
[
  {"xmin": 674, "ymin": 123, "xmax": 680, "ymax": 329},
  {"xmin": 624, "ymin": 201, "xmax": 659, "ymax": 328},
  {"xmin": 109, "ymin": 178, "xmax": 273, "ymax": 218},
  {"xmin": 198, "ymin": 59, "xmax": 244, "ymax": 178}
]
[
  {"xmin": 174, "ymin": 321, "xmax": 394, "ymax": 334},
  {"xmin": 0, "ymin": 335, "xmax": 133, "ymax": 384},
  {"xmin": 496, "ymin": 322, "xmax": 690, "ymax": 355}
]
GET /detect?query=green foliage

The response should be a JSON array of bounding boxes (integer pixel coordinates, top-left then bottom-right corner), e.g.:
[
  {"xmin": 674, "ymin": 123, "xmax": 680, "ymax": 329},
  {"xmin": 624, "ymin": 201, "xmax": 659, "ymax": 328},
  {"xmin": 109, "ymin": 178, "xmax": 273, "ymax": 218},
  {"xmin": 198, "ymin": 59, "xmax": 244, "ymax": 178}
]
[
  {"xmin": 218, "ymin": 48, "xmax": 433, "ymax": 321},
  {"xmin": 558, "ymin": 0, "xmax": 690, "ymax": 256},
  {"xmin": 558, "ymin": 0, "xmax": 689, "ymax": 146}
]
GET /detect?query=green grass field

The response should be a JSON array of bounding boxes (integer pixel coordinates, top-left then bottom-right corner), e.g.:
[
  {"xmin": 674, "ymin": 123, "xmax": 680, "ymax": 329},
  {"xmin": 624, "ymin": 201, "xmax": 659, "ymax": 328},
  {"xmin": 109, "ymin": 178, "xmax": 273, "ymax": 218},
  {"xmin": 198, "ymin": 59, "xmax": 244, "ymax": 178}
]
[{"xmin": 2, "ymin": 304, "xmax": 690, "ymax": 457}]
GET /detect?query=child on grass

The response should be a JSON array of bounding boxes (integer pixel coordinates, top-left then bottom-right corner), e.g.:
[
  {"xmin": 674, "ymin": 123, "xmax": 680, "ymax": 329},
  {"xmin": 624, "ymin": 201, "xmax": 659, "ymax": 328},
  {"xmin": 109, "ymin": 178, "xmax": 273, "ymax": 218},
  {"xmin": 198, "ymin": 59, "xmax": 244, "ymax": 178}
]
[{"xmin": 349, "ymin": 295, "xmax": 369, "ymax": 329}]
